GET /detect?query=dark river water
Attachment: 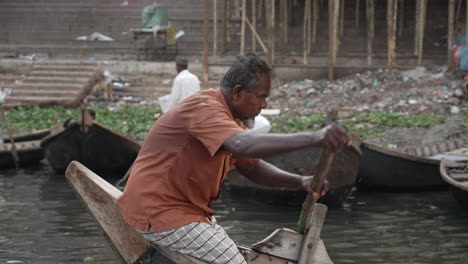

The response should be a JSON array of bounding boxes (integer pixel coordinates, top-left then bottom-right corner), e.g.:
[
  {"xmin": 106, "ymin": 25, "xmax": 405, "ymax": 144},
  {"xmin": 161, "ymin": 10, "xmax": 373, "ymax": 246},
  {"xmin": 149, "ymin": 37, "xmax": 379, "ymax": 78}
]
[{"xmin": 1, "ymin": 166, "xmax": 467, "ymax": 264}]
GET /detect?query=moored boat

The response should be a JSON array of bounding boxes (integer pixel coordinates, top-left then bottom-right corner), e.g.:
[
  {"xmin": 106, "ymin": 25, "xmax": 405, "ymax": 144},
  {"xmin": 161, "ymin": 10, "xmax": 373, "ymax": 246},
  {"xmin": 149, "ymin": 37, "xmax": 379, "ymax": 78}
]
[
  {"xmin": 65, "ymin": 161, "xmax": 334, "ymax": 264},
  {"xmin": 0, "ymin": 128, "xmax": 51, "ymax": 169},
  {"xmin": 225, "ymin": 135, "xmax": 362, "ymax": 208},
  {"xmin": 357, "ymin": 136, "xmax": 468, "ymax": 190},
  {"xmin": 41, "ymin": 109, "xmax": 141, "ymax": 175},
  {"xmin": 440, "ymin": 159, "xmax": 468, "ymax": 210}
]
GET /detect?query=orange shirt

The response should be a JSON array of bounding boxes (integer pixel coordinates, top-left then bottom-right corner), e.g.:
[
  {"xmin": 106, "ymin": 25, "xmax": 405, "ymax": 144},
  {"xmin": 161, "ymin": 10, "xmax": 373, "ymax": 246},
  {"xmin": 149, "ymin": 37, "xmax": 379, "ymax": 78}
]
[{"xmin": 118, "ymin": 89, "xmax": 259, "ymax": 232}]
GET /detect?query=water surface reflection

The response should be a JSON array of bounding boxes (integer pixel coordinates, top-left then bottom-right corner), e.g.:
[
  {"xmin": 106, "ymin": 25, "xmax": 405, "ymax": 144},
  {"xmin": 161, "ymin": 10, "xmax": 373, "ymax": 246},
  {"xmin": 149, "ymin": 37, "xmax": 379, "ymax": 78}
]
[{"xmin": 1, "ymin": 167, "xmax": 467, "ymax": 263}]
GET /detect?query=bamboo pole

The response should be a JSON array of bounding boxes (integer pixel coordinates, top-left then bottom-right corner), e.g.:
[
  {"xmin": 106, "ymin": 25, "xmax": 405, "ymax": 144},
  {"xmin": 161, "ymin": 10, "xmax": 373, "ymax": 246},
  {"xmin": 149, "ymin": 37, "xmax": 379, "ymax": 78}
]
[
  {"xmin": 213, "ymin": 0, "xmax": 218, "ymax": 56},
  {"xmin": 282, "ymin": 0, "xmax": 288, "ymax": 47},
  {"xmin": 222, "ymin": 0, "xmax": 228, "ymax": 53},
  {"xmin": 203, "ymin": 0, "xmax": 209, "ymax": 82},
  {"xmin": 449, "ymin": 0, "xmax": 456, "ymax": 67},
  {"xmin": 457, "ymin": 0, "xmax": 463, "ymax": 22},
  {"xmin": 285, "ymin": 0, "xmax": 288, "ymax": 45},
  {"xmin": 252, "ymin": 0, "xmax": 256, "ymax": 52},
  {"xmin": 355, "ymin": 0, "xmax": 360, "ymax": 27},
  {"xmin": 466, "ymin": 0, "xmax": 468, "ymax": 45},
  {"xmin": 387, "ymin": 0, "xmax": 396, "ymax": 69},
  {"xmin": 240, "ymin": 0, "xmax": 246, "ymax": 55},
  {"xmin": 0, "ymin": 107, "xmax": 19, "ymax": 171},
  {"xmin": 398, "ymin": 0, "xmax": 404, "ymax": 37},
  {"xmin": 307, "ymin": 0, "xmax": 312, "ymax": 55},
  {"xmin": 303, "ymin": 0, "xmax": 310, "ymax": 63},
  {"xmin": 312, "ymin": 0, "xmax": 318, "ymax": 44},
  {"xmin": 329, "ymin": 0, "xmax": 339, "ymax": 80},
  {"xmin": 366, "ymin": 0, "xmax": 374, "ymax": 65},
  {"xmin": 258, "ymin": 0, "xmax": 263, "ymax": 20},
  {"xmin": 271, "ymin": 0, "xmax": 275, "ymax": 63},
  {"xmin": 334, "ymin": 0, "xmax": 340, "ymax": 61},
  {"xmin": 340, "ymin": 0, "xmax": 345, "ymax": 37},
  {"xmin": 414, "ymin": 0, "xmax": 421, "ymax": 56},
  {"xmin": 417, "ymin": 0, "xmax": 427, "ymax": 65},
  {"xmin": 245, "ymin": 17, "xmax": 268, "ymax": 53}
]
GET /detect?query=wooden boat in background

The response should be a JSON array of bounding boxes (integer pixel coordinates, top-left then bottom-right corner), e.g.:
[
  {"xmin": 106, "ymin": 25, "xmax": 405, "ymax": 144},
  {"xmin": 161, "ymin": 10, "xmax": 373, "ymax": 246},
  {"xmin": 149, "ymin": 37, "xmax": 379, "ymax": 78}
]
[
  {"xmin": 357, "ymin": 136, "xmax": 468, "ymax": 190},
  {"xmin": 41, "ymin": 109, "xmax": 141, "ymax": 175},
  {"xmin": 0, "ymin": 128, "xmax": 51, "ymax": 169},
  {"xmin": 440, "ymin": 159, "xmax": 468, "ymax": 210},
  {"xmin": 65, "ymin": 161, "xmax": 333, "ymax": 264},
  {"xmin": 225, "ymin": 135, "xmax": 362, "ymax": 208}
]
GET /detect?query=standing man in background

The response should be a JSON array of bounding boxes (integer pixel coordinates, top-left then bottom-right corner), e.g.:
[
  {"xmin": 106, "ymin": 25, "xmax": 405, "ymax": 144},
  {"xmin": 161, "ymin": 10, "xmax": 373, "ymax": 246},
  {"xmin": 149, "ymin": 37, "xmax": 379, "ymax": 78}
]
[{"xmin": 159, "ymin": 57, "xmax": 200, "ymax": 112}]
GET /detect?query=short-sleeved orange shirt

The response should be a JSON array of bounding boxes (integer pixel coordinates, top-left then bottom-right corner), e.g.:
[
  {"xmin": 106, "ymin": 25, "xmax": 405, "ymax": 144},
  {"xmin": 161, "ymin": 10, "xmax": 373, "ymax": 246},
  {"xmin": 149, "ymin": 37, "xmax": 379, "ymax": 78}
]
[{"xmin": 118, "ymin": 88, "xmax": 259, "ymax": 233}]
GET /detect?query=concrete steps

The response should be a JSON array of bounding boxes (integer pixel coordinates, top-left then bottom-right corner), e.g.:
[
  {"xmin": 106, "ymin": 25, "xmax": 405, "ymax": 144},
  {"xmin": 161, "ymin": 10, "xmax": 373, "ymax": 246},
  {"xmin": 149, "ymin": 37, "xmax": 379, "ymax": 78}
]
[{"xmin": 4, "ymin": 61, "xmax": 99, "ymax": 106}]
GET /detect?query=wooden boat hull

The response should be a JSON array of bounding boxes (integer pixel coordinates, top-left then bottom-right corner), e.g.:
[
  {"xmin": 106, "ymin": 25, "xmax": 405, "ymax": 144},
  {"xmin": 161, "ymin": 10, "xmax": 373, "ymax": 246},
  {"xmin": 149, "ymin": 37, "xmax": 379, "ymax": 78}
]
[
  {"xmin": 440, "ymin": 159, "xmax": 468, "ymax": 210},
  {"xmin": 358, "ymin": 137, "xmax": 468, "ymax": 190},
  {"xmin": 41, "ymin": 122, "xmax": 140, "ymax": 175},
  {"xmin": 225, "ymin": 143, "xmax": 362, "ymax": 208},
  {"xmin": 0, "ymin": 128, "xmax": 51, "ymax": 169},
  {"xmin": 65, "ymin": 161, "xmax": 333, "ymax": 264},
  {"xmin": 357, "ymin": 142, "xmax": 444, "ymax": 190}
]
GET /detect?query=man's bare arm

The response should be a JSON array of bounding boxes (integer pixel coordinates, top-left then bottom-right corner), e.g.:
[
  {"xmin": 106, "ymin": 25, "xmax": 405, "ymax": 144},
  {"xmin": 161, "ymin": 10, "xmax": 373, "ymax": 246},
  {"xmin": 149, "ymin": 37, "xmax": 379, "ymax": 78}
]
[
  {"xmin": 222, "ymin": 124, "xmax": 349, "ymax": 158},
  {"xmin": 236, "ymin": 159, "xmax": 305, "ymax": 189}
]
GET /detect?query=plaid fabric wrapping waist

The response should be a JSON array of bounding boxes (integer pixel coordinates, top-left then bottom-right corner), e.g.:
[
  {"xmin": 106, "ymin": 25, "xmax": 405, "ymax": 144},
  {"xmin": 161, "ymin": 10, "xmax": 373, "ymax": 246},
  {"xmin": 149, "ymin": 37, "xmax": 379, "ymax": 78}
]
[{"xmin": 136, "ymin": 217, "xmax": 246, "ymax": 264}]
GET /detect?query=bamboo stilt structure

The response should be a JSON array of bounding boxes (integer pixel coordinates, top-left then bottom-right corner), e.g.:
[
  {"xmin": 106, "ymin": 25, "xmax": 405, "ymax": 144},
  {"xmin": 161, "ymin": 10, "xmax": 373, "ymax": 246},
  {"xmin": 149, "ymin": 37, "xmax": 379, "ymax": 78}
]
[
  {"xmin": 340, "ymin": 0, "xmax": 345, "ymax": 37},
  {"xmin": 252, "ymin": 0, "xmax": 256, "ymax": 52},
  {"xmin": 213, "ymin": 0, "xmax": 218, "ymax": 56},
  {"xmin": 366, "ymin": 0, "xmax": 374, "ymax": 65},
  {"xmin": 355, "ymin": 0, "xmax": 360, "ymax": 27},
  {"xmin": 312, "ymin": 0, "xmax": 319, "ymax": 44},
  {"xmin": 245, "ymin": 17, "xmax": 268, "ymax": 53},
  {"xmin": 417, "ymin": 0, "xmax": 427, "ymax": 65},
  {"xmin": 414, "ymin": 0, "xmax": 421, "ymax": 56},
  {"xmin": 398, "ymin": 0, "xmax": 404, "ymax": 37},
  {"xmin": 449, "ymin": 0, "xmax": 456, "ymax": 67},
  {"xmin": 456, "ymin": 0, "xmax": 463, "ymax": 22},
  {"xmin": 258, "ymin": 0, "xmax": 263, "ymax": 20},
  {"xmin": 203, "ymin": 0, "xmax": 209, "ymax": 82},
  {"xmin": 266, "ymin": 0, "xmax": 275, "ymax": 64},
  {"xmin": 303, "ymin": 0, "xmax": 310, "ymax": 63},
  {"xmin": 222, "ymin": 0, "xmax": 228, "ymax": 53},
  {"xmin": 240, "ymin": 0, "xmax": 246, "ymax": 55}
]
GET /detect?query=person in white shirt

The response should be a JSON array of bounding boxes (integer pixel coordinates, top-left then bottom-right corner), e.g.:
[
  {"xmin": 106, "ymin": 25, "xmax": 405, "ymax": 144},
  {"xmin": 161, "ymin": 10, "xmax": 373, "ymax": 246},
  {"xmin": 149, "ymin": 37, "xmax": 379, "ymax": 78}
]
[{"xmin": 159, "ymin": 57, "xmax": 201, "ymax": 113}]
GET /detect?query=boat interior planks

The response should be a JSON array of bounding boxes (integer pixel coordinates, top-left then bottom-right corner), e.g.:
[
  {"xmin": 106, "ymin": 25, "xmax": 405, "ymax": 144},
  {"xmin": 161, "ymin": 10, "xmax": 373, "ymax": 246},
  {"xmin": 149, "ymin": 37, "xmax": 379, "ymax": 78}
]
[
  {"xmin": 65, "ymin": 161, "xmax": 333, "ymax": 264},
  {"xmin": 0, "ymin": 128, "xmax": 51, "ymax": 169},
  {"xmin": 440, "ymin": 159, "xmax": 468, "ymax": 210}
]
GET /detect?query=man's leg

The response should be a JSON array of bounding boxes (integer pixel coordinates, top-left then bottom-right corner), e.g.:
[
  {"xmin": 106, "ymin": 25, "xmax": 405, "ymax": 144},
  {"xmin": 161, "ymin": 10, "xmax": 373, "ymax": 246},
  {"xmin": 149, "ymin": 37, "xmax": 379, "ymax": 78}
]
[{"xmin": 138, "ymin": 222, "xmax": 246, "ymax": 264}]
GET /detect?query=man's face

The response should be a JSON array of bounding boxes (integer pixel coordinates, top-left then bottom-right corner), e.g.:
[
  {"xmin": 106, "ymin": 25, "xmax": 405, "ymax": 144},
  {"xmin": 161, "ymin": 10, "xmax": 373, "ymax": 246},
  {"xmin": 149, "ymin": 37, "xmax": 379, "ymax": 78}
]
[{"xmin": 232, "ymin": 73, "xmax": 271, "ymax": 120}]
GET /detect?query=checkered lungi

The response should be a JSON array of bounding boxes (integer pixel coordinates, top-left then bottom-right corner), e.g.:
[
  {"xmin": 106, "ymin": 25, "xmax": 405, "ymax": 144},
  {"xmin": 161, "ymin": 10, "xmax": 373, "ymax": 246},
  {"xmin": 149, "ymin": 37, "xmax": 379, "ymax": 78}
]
[{"xmin": 137, "ymin": 219, "xmax": 246, "ymax": 264}]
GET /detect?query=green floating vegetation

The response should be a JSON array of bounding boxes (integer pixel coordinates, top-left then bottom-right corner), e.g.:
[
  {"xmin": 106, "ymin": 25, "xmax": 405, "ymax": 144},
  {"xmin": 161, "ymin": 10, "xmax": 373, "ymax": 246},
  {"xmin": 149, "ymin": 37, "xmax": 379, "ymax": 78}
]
[
  {"xmin": 0, "ymin": 104, "xmax": 453, "ymax": 141},
  {"xmin": 270, "ymin": 110, "xmax": 447, "ymax": 139},
  {"xmin": 0, "ymin": 102, "xmax": 162, "ymax": 141}
]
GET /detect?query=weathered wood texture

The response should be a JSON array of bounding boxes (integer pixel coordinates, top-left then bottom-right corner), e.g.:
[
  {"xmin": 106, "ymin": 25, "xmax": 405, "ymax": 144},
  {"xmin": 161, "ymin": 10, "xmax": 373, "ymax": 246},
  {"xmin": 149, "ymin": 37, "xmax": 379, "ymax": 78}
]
[
  {"xmin": 440, "ymin": 159, "xmax": 468, "ymax": 210},
  {"xmin": 41, "ymin": 119, "xmax": 141, "ymax": 174},
  {"xmin": 66, "ymin": 161, "xmax": 334, "ymax": 264}
]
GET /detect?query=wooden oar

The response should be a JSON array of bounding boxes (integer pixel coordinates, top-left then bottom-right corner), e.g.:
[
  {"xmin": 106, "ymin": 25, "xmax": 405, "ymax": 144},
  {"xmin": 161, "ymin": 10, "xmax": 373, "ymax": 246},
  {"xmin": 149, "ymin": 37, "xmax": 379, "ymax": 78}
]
[
  {"xmin": 0, "ymin": 106, "xmax": 20, "ymax": 170},
  {"xmin": 296, "ymin": 150, "xmax": 335, "ymax": 264}
]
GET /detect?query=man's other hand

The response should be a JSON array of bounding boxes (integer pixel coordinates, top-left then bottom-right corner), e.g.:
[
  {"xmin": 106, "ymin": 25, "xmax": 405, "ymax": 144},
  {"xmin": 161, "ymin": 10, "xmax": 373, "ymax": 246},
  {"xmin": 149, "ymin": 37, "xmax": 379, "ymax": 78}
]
[
  {"xmin": 317, "ymin": 124, "xmax": 350, "ymax": 153},
  {"xmin": 301, "ymin": 176, "xmax": 329, "ymax": 200}
]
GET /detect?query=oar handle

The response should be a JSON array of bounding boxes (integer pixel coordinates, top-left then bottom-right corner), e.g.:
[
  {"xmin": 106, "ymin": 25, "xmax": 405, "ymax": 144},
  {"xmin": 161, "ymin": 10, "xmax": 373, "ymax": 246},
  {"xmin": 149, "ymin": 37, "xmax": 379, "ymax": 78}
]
[{"xmin": 298, "ymin": 150, "xmax": 336, "ymax": 233}]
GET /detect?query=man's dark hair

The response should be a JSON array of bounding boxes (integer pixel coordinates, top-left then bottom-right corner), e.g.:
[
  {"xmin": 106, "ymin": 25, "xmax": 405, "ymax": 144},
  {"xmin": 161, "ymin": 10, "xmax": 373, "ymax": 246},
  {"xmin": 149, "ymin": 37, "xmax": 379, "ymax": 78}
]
[
  {"xmin": 221, "ymin": 53, "xmax": 272, "ymax": 93},
  {"xmin": 175, "ymin": 57, "xmax": 188, "ymax": 68}
]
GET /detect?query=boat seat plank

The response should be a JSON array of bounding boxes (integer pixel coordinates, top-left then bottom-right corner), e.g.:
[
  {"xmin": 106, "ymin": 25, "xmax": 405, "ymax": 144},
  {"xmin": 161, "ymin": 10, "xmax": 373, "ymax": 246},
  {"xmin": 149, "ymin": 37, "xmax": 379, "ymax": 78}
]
[{"xmin": 450, "ymin": 173, "xmax": 468, "ymax": 181}]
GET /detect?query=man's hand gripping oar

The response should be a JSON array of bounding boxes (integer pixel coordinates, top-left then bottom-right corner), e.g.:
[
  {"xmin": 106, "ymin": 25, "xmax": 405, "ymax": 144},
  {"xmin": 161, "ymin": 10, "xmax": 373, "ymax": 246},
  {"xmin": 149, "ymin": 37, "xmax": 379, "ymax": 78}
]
[{"xmin": 297, "ymin": 121, "xmax": 350, "ymax": 264}]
